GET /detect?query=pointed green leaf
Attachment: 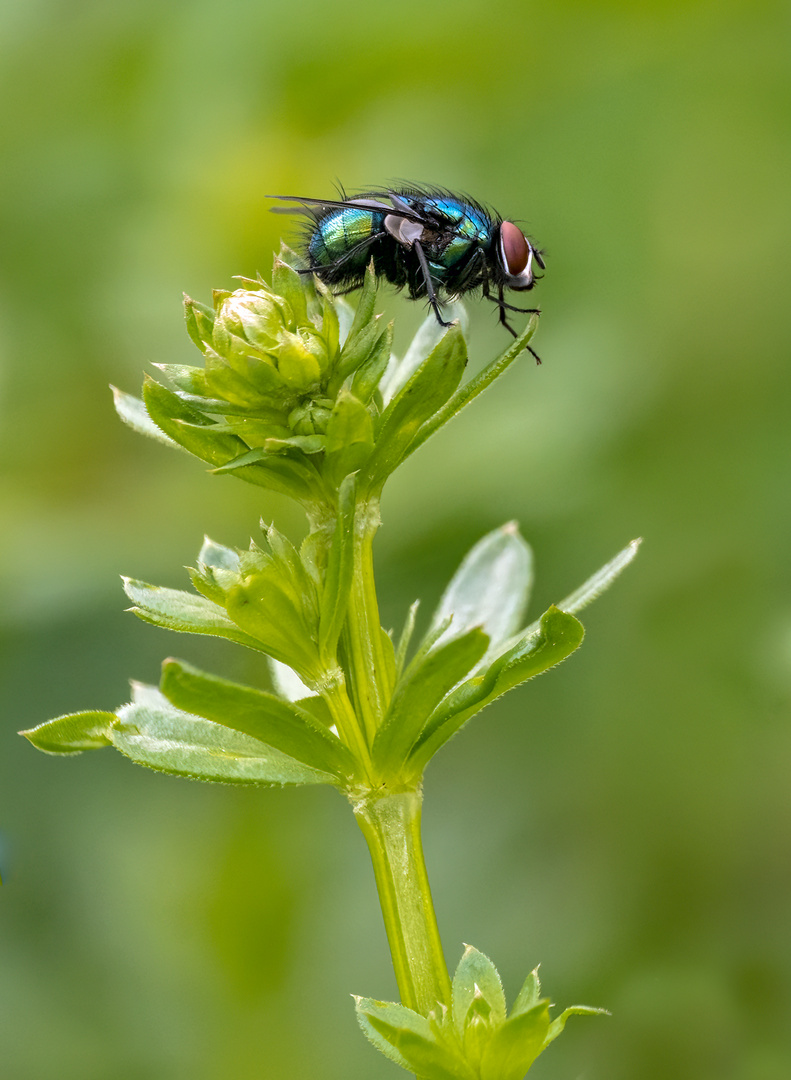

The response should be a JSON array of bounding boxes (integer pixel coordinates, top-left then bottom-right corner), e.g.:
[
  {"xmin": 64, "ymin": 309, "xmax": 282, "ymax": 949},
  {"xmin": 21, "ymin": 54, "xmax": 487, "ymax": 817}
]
[
  {"xmin": 544, "ymin": 1004, "xmax": 610, "ymax": 1047},
  {"xmin": 210, "ymin": 446, "xmax": 269, "ymax": 472},
  {"xmin": 318, "ymin": 474, "xmax": 356, "ymax": 662},
  {"xmin": 479, "ymin": 1001, "xmax": 552, "ymax": 1080},
  {"xmin": 394, "ymin": 600, "xmax": 420, "ymax": 680},
  {"xmin": 225, "ymin": 563, "xmax": 322, "ymax": 683},
  {"xmin": 183, "ymin": 294, "xmax": 215, "ymax": 352},
  {"xmin": 556, "ymin": 538, "xmax": 642, "ymax": 614},
  {"xmin": 329, "ymin": 314, "xmax": 383, "ymax": 394},
  {"xmin": 159, "ymin": 659, "xmax": 355, "ymax": 781},
  {"xmin": 172, "ymin": 394, "xmax": 286, "ymax": 420},
  {"xmin": 379, "ymin": 303, "xmax": 468, "ymax": 404},
  {"xmin": 204, "ymin": 346, "xmax": 288, "ymax": 404},
  {"xmin": 355, "ymin": 997, "xmax": 473, "ymax": 1080},
  {"xmin": 263, "ymin": 433, "xmax": 326, "ymax": 454},
  {"xmin": 112, "ymin": 387, "xmax": 180, "ymax": 449},
  {"xmin": 452, "ymin": 945, "xmax": 507, "ymax": 1035},
  {"xmin": 189, "ymin": 417, "xmax": 290, "ymax": 442},
  {"xmin": 323, "ymin": 391, "xmax": 376, "ymax": 488},
  {"xmin": 408, "ymin": 606, "xmax": 584, "ymax": 774},
  {"xmin": 187, "ymin": 535, "xmax": 242, "ymax": 603},
  {"xmin": 428, "ymin": 523, "xmax": 533, "ymax": 655},
  {"xmin": 404, "ymin": 314, "xmax": 540, "ymax": 463},
  {"xmin": 351, "ymin": 321, "xmax": 393, "ymax": 404},
  {"xmin": 511, "ymin": 967, "xmax": 542, "ymax": 1017},
  {"xmin": 346, "ymin": 260, "xmax": 377, "ymax": 343},
  {"xmin": 272, "ymin": 258, "xmax": 307, "ymax": 326},
  {"xmin": 122, "ymin": 577, "xmax": 266, "ymax": 652},
  {"xmin": 142, "ymin": 375, "xmax": 250, "ymax": 465},
  {"xmin": 210, "ymin": 446, "xmax": 326, "ymax": 503},
  {"xmin": 111, "ymin": 690, "xmax": 336, "ymax": 786},
  {"xmin": 320, "ymin": 288, "xmax": 340, "ymax": 356},
  {"xmin": 373, "ymin": 626, "xmax": 489, "ymax": 772},
  {"xmin": 20, "ymin": 711, "xmax": 115, "ymax": 755},
  {"xmin": 200, "ymin": 536, "xmax": 240, "ymax": 572},
  {"xmin": 361, "ymin": 323, "xmax": 467, "ymax": 493},
  {"xmin": 152, "ymin": 363, "xmax": 211, "ymax": 396}
]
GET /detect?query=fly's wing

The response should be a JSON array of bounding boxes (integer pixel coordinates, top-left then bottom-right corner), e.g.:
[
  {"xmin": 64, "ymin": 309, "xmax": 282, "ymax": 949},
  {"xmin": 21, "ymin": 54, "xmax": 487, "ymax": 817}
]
[
  {"xmin": 268, "ymin": 194, "xmax": 406, "ymax": 218},
  {"xmin": 268, "ymin": 192, "xmax": 478, "ymax": 241}
]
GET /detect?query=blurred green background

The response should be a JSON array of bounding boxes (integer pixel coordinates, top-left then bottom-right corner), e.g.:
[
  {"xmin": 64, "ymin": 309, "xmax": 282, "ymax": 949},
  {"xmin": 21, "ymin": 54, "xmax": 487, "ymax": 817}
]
[{"xmin": 2, "ymin": 0, "xmax": 789, "ymax": 1077}]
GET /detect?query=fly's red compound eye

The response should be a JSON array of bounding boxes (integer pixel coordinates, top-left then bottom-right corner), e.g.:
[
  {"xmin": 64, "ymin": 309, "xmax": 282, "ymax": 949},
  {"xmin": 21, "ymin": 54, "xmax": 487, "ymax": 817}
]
[{"xmin": 499, "ymin": 221, "xmax": 530, "ymax": 276}]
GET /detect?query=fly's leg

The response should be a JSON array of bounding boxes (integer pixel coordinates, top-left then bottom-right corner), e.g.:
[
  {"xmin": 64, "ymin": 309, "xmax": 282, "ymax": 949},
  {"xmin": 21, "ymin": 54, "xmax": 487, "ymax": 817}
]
[
  {"xmin": 413, "ymin": 239, "xmax": 451, "ymax": 328},
  {"xmin": 491, "ymin": 283, "xmax": 542, "ymax": 363},
  {"xmin": 482, "ymin": 280, "xmax": 541, "ymax": 316}
]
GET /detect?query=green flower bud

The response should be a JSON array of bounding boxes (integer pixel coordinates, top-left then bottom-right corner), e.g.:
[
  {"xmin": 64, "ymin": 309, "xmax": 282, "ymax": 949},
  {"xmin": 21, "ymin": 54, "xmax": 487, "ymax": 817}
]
[
  {"xmin": 288, "ymin": 398, "xmax": 334, "ymax": 436},
  {"xmin": 217, "ymin": 287, "xmax": 292, "ymax": 349},
  {"xmin": 273, "ymin": 330, "xmax": 323, "ymax": 390}
]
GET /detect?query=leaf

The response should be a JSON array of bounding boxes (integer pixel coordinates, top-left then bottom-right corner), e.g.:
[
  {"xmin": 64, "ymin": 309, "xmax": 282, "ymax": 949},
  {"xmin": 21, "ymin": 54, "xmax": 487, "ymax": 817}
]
[
  {"xmin": 543, "ymin": 1004, "xmax": 610, "ymax": 1048},
  {"xmin": 152, "ymin": 363, "xmax": 211, "ymax": 396},
  {"xmin": 452, "ymin": 945, "xmax": 507, "ymax": 1035},
  {"xmin": 346, "ymin": 260, "xmax": 378, "ymax": 344},
  {"xmin": 19, "ymin": 711, "xmax": 115, "ymax": 754},
  {"xmin": 225, "ymin": 558, "xmax": 322, "ymax": 682},
  {"xmin": 159, "ymin": 659, "xmax": 355, "ymax": 781},
  {"xmin": 188, "ymin": 536, "xmax": 242, "ymax": 604},
  {"xmin": 394, "ymin": 600, "xmax": 420, "ymax": 680},
  {"xmin": 408, "ymin": 607, "xmax": 584, "ymax": 774},
  {"xmin": 380, "ymin": 302, "xmax": 468, "ymax": 404},
  {"xmin": 269, "ymin": 658, "xmax": 316, "ymax": 702},
  {"xmin": 111, "ymin": 690, "xmax": 337, "ymax": 786},
  {"xmin": 355, "ymin": 997, "xmax": 473, "ymax": 1080},
  {"xmin": 479, "ymin": 1001, "xmax": 552, "ymax": 1080},
  {"xmin": 350, "ymin": 321, "xmax": 393, "ymax": 404},
  {"xmin": 318, "ymin": 474, "xmax": 356, "ymax": 662},
  {"xmin": 331, "ymin": 315, "xmax": 383, "ymax": 392},
  {"xmin": 210, "ymin": 446, "xmax": 269, "ymax": 472},
  {"xmin": 323, "ymin": 391, "xmax": 375, "ymax": 488},
  {"xmin": 183, "ymin": 294, "xmax": 215, "ymax": 352},
  {"xmin": 199, "ymin": 536, "xmax": 241, "ymax": 572},
  {"xmin": 511, "ymin": 967, "xmax": 542, "ymax": 1017},
  {"xmin": 427, "ymin": 523, "xmax": 533, "ymax": 655},
  {"xmin": 111, "ymin": 386, "xmax": 180, "ymax": 449},
  {"xmin": 320, "ymin": 287, "xmax": 340, "ymax": 356},
  {"xmin": 556, "ymin": 538, "xmax": 642, "ymax": 614},
  {"xmin": 403, "ymin": 314, "xmax": 540, "ymax": 463},
  {"xmin": 272, "ymin": 257, "xmax": 307, "ymax": 326},
  {"xmin": 373, "ymin": 627, "xmax": 489, "ymax": 773},
  {"xmin": 122, "ymin": 577, "xmax": 266, "ymax": 652},
  {"xmin": 361, "ymin": 323, "xmax": 468, "ymax": 493},
  {"xmin": 204, "ymin": 345, "xmax": 287, "ymax": 404},
  {"xmin": 142, "ymin": 375, "xmax": 249, "ymax": 464},
  {"xmin": 210, "ymin": 446, "xmax": 326, "ymax": 504},
  {"xmin": 171, "ymin": 394, "xmax": 285, "ymax": 420}
]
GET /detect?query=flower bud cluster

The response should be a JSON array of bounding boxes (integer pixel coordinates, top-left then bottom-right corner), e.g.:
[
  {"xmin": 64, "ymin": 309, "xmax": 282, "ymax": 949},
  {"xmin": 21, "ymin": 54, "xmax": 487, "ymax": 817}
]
[{"xmin": 163, "ymin": 250, "xmax": 396, "ymax": 500}]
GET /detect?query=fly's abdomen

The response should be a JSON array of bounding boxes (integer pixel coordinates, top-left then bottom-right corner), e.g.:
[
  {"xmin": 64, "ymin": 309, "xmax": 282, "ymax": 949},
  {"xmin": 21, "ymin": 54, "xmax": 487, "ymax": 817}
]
[{"xmin": 308, "ymin": 207, "xmax": 385, "ymax": 274}]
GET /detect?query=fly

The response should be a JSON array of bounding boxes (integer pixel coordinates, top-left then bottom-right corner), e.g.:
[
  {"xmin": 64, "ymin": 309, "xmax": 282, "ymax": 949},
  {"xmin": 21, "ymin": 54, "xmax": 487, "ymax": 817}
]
[{"xmin": 269, "ymin": 185, "xmax": 544, "ymax": 360}]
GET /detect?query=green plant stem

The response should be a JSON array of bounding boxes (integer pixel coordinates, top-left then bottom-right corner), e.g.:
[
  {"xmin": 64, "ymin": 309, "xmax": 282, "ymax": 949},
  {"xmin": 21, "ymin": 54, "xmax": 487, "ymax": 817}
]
[
  {"xmin": 353, "ymin": 789, "xmax": 452, "ymax": 1016},
  {"xmin": 322, "ymin": 677, "xmax": 376, "ymax": 784},
  {"xmin": 344, "ymin": 498, "xmax": 393, "ymax": 742}
]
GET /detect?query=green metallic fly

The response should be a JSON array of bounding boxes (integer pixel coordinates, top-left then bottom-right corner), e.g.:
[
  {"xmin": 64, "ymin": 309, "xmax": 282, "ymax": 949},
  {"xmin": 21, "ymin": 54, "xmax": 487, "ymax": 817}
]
[{"xmin": 270, "ymin": 185, "xmax": 544, "ymax": 351}]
